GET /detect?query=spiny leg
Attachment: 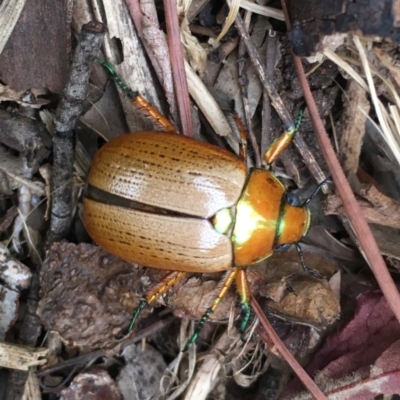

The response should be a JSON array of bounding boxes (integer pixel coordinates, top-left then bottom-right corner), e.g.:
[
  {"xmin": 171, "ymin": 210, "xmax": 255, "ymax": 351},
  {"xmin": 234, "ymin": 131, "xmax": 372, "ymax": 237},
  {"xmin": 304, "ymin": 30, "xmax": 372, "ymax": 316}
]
[
  {"xmin": 133, "ymin": 95, "xmax": 177, "ymax": 133},
  {"xmin": 263, "ymin": 109, "xmax": 304, "ymax": 166},
  {"xmin": 184, "ymin": 268, "xmax": 238, "ymax": 350},
  {"xmin": 235, "ymin": 269, "xmax": 251, "ymax": 333},
  {"xmin": 128, "ymin": 270, "xmax": 187, "ymax": 332},
  {"xmin": 98, "ymin": 59, "xmax": 177, "ymax": 133}
]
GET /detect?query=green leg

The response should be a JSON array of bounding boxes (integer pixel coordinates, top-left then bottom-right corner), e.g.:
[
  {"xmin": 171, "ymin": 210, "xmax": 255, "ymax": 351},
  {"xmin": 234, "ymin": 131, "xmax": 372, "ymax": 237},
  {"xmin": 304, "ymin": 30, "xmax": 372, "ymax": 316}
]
[
  {"xmin": 128, "ymin": 299, "xmax": 147, "ymax": 332},
  {"xmin": 183, "ymin": 269, "xmax": 238, "ymax": 350},
  {"xmin": 239, "ymin": 302, "xmax": 251, "ymax": 333}
]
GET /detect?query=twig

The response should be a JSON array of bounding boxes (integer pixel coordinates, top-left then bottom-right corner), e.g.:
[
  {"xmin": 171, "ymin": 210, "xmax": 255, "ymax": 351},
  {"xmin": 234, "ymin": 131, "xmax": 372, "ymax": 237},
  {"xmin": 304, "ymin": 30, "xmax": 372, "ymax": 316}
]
[
  {"xmin": 46, "ymin": 21, "xmax": 105, "ymax": 246},
  {"xmin": 261, "ymin": 30, "xmax": 277, "ymax": 155}
]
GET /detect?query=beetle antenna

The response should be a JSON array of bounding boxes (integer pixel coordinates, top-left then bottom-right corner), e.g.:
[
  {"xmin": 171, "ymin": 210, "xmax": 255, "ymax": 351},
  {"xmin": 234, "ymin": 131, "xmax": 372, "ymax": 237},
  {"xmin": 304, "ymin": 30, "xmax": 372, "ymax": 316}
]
[
  {"xmin": 295, "ymin": 243, "xmax": 323, "ymax": 279},
  {"xmin": 302, "ymin": 176, "xmax": 332, "ymax": 206}
]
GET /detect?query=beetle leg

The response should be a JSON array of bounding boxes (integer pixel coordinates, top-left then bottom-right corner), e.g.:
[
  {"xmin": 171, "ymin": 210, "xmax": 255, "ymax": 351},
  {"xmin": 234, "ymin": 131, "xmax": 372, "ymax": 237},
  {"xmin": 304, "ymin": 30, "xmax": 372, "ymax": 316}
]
[
  {"xmin": 295, "ymin": 243, "xmax": 323, "ymax": 279},
  {"xmin": 233, "ymin": 114, "xmax": 248, "ymax": 165},
  {"xmin": 263, "ymin": 125, "xmax": 296, "ymax": 165},
  {"xmin": 263, "ymin": 109, "xmax": 304, "ymax": 166},
  {"xmin": 98, "ymin": 59, "xmax": 177, "ymax": 133},
  {"xmin": 184, "ymin": 268, "xmax": 238, "ymax": 350},
  {"xmin": 235, "ymin": 269, "xmax": 252, "ymax": 333},
  {"xmin": 128, "ymin": 270, "xmax": 187, "ymax": 332},
  {"xmin": 133, "ymin": 95, "xmax": 177, "ymax": 133}
]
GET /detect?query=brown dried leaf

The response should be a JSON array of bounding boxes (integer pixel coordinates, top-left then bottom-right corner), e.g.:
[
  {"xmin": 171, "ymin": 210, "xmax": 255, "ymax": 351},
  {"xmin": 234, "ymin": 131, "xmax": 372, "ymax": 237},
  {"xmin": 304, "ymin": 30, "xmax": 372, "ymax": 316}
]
[
  {"xmin": 369, "ymin": 224, "xmax": 400, "ymax": 261},
  {"xmin": 0, "ymin": 0, "xmax": 69, "ymax": 94},
  {"xmin": 325, "ymin": 184, "xmax": 400, "ymax": 230},
  {"xmin": 249, "ymin": 248, "xmax": 340, "ymax": 327},
  {"xmin": 0, "ymin": 84, "xmax": 50, "ymax": 108},
  {"xmin": 317, "ymin": 291, "xmax": 400, "ymax": 378},
  {"xmin": 281, "ymin": 291, "xmax": 400, "ymax": 399},
  {"xmin": 264, "ymin": 274, "xmax": 340, "ymax": 327}
]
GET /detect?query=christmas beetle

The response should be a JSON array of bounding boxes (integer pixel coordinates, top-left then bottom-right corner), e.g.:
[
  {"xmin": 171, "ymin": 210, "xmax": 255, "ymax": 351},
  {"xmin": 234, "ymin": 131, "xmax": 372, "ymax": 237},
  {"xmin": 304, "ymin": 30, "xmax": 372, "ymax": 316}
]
[{"xmin": 83, "ymin": 61, "xmax": 320, "ymax": 348}]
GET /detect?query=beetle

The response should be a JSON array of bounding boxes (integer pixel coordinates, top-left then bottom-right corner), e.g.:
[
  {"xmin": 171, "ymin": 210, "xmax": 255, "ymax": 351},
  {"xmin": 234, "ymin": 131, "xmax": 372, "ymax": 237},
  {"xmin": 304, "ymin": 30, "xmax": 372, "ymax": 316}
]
[{"xmin": 83, "ymin": 61, "xmax": 317, "ymax": 348}]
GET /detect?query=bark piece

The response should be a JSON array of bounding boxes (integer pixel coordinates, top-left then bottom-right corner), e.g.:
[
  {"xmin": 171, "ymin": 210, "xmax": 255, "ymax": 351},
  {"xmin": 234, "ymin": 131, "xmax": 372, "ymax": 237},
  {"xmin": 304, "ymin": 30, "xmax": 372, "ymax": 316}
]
[
  {"xmin": 0, "ymin": 342, "xmax": 48, "ymax": 371},
  {"xmin": 60, "ymin": 368, "xmax": 121, "ymax": 400},
  {"xmin": 117, "ymin": 344, "xmax": 166, "ymax": 400},
  {"xmin": 0, "ymin": 0, "xmax": 71, "ymax": 93},
  {"xmin": 0, "ymin": 285, "xmax": 19, "ymax": 340},
  {"xmin": 38, "ymin": 242, "xmax": 140, "ymax": 349},
  {"xmin": 0, "ymin": 242, "xmax": 32, "ymax": 291}
]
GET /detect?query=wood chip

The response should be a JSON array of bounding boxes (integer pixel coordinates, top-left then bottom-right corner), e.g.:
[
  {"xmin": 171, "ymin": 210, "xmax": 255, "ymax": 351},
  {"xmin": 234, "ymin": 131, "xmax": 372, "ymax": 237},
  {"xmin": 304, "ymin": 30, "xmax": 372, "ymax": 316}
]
[{"xmin": 0, "ymin": 342, "xmax": 48, "ymax": 371}]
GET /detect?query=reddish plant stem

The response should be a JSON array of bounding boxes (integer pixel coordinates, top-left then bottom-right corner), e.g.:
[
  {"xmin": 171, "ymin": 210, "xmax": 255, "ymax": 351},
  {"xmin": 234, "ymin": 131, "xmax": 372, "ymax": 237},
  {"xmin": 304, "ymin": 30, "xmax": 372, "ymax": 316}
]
[
  {"xmin": 163, "ymin": 0, "xmax": 193, "ymax": 137},
  {"xmin": 252, "ymin": 297, "xmax": 328, "ymax": 400}
]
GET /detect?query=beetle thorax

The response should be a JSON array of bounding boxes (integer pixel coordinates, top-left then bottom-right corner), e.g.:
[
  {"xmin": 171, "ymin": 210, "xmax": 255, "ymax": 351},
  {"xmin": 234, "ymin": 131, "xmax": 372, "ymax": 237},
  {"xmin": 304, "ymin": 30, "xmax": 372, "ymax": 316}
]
[{"xmin": 230, "ymin": 169, "xmax": 310, "ymax": 267}]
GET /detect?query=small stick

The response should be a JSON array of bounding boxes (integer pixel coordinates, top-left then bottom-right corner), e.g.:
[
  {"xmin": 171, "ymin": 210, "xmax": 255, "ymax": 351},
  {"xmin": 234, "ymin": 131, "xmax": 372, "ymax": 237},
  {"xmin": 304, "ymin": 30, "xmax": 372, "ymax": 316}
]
[
  {"xmin": 261, "ymin": 30, "xmax": 277, "ymax": 156},
  {"xmin": 46, "ymin": 21, "xmax": 105, "ymax": 246}
]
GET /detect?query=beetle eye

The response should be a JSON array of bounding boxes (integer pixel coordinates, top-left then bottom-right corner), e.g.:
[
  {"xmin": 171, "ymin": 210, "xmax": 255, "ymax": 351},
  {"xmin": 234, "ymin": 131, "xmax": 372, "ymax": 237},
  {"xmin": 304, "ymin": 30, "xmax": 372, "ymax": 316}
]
[
  {"xmin": 275, "ymin": 243, "xmax": 292, "ymax": 251},
  {"xmin": 285, "ymin": 192, "xmax": 301, "ymax": 206}
]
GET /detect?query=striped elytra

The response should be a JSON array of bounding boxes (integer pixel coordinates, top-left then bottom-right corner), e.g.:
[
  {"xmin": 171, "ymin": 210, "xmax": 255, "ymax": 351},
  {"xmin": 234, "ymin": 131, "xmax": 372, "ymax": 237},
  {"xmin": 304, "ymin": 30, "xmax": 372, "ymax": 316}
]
[{"xmin": 83, "ymin": 131, "xmax": 310, "ymax": 273}]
